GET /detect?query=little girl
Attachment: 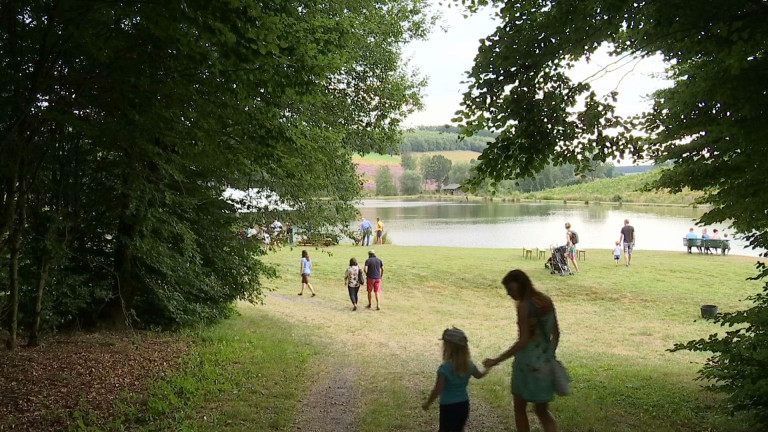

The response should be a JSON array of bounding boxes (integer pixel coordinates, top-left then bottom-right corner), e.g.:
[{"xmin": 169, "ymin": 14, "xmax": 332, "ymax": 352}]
[
  {"xmin": 422, "ymin": 327, "xmax": 487, "ymax": 432},
  {"xmin": 298, "ymin": 250, "xmax": 316, "ymax": 297},
  {"xmin": 613, "ymin": 241, "xmax": 622, "ymax": 265}
]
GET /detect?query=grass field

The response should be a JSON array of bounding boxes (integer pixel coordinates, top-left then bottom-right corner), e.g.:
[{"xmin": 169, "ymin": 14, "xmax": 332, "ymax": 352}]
[
  {"xmin": 110, "ymin": 245, "xmax": 764, "ymax": 431},
  {"xmin": 521, "ymin": 170, "xmax": 703, "ymax": 205},
  {"xmin": 353, "ymin": 150, "xmax": 481, "ymax": 166}
]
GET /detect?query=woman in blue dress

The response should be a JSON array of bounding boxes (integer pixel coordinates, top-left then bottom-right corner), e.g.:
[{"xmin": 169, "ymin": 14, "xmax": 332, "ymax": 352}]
[{"xmin": 483, "ymin": 269, "xmax": 560, "ymax": 432}]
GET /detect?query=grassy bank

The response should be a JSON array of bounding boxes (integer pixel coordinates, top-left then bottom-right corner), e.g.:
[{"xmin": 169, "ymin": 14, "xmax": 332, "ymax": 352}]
[
  {"xmin": 98, "ymin": 245, "xmax": 763, "ymax": 431},
  {"xmin": 519, "ymin": 170, "xmax": 702, "ymax": 205}
]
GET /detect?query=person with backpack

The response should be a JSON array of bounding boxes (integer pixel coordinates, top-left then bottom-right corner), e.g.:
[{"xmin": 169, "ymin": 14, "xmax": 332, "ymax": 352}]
[
  {"xmin": 344, "ymin": 257, "xmax": 364, "ymax": 311},
  {"xmin": 564, "ymin": 222, "xmax": 580, "ymax": 273}
]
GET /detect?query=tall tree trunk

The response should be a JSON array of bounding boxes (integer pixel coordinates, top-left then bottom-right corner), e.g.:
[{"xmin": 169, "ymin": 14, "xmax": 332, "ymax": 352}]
[
  {"xmin": 27, "ymin": 254, "xmax": 50, "ymax": 347},
  {"xmin": 6, "ymin": 180, "xmax": 26, "ymax": 351},
  {"xmin": 103, "ymin": 187, "xmax": 141, "ymax": 328}
]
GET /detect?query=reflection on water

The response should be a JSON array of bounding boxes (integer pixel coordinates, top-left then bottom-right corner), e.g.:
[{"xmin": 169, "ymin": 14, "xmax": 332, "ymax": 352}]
[{"xmin": 355, "ymin": 200, "xmax": 758, "ymax": 256}]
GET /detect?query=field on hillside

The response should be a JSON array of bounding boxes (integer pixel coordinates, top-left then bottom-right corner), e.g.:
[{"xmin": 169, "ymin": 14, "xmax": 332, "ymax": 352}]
[
  {"xmin": 352, "ymin": 150, "xmax": 482, "ymax": 166},
  {"xmin": 522, "ymin": 170, "xmax": 703, "ymax": 205}
]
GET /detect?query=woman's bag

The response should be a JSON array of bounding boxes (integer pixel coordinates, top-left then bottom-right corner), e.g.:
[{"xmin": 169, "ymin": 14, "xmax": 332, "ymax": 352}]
[
  {"xmin": 357, "ymin": 268, "xmax": 365, "ymax": 288},
  {"xmin": 532, "ymin": 299, "xmax": 571, "ymax": 396},
  {"xmin": 550, "ymin": 359, "xmax": 570, "ymax": 396}
]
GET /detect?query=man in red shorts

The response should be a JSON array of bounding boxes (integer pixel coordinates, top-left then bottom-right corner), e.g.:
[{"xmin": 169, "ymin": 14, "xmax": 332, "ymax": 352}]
[{"xmin": 364, "ymin": 249, "xmax": 384, "ymax": 310}]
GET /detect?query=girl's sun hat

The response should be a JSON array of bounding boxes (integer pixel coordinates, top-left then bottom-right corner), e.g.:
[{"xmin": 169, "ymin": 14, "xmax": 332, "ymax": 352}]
[{"xmin": 440, "ymin": 327, "xmax": 468, "ymax": 346}]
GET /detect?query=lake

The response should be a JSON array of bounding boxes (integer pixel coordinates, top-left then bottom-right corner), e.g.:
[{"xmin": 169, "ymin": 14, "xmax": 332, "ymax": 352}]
[{"xmin": 356, "ymin": 199, "xmax": 758, "ymax": 256}]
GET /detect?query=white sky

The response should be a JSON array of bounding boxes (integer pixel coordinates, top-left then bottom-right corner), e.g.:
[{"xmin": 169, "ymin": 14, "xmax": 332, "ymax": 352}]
[{"xmin": 403, "ymin": 2, "xmax": 672, "ymax": 127}]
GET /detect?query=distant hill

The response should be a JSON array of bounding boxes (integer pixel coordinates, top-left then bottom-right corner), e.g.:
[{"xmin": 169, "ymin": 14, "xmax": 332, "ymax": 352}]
[
  {"xmin": 615, "ymin": 165, "xmax": 656, "ymax": 175},
  {"xmin": 400, "ymin": 127, "xmax": 492, "ymax": 153},
  {"xmin": 521, "ymin": 169, "xmax": 703, "ymax": 205}
]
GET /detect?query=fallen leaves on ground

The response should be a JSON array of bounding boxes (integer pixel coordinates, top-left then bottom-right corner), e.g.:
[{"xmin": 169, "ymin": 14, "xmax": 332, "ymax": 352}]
[{"xmin": 0, "ymin": 331, "xmax": 188, "ymax": 431}]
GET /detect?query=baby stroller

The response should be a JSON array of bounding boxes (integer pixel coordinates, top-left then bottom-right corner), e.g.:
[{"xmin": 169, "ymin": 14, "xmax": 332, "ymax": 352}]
[{"xmin": 545, "ymin": 245, "xmax": 573, "ymax": 276}]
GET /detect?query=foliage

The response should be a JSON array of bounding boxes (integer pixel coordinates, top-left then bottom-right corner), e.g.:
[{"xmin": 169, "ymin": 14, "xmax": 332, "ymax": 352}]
[
  {"xmin": 454, "ymin": 0, "xmax": 768, "ymax": 424},
  {"xmin": 447, "ymin": 162, "xmax": 472, "ymax": 185},
  {"xmin": 0, "ymin": 0, "xmax": 430, "ymax": 340},
  {"xmin": 422, "ymin": 155, "xmax": 453, "ymax": 189},
  {"xmin": 400, "ymin": 128, "xmax": 492, "ymax": 153},
  {"xmin": 399, "ymin": 170, "xmax": 423, "ymax": 195},
  {"xmin": 400, "ymin": 152, "xmax": 417, "ymax": 171},
  {"xmin": 375, "ymin": 166, "xmax": 399, "ymax": 196}
]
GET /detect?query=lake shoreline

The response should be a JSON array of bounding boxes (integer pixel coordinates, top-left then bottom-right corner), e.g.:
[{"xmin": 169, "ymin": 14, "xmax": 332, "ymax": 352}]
[{"xmin": 361, "ymin": 193, "xmax": 708, "ymax": 209}]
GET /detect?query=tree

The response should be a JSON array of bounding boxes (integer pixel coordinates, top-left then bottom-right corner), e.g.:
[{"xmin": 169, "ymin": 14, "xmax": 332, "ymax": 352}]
[
  {"xmin": 424, "ymin": 155, "xmax": 453, "ymax": 190},
  {"xmin": 401, "ymin": 152, "xmax": 417, "ymax": 171},
  {"xmin": 448, "ymin": 162, "xmax": 472, "ymax": 185},
  {"xmin": 0, "ymin": 1, "xmax": 431, "ymax": 344},
  {"xmin": 455, "ymin": 0, "xmax": 768, "ymax": 425},
  {"xmin": 399, "ymin": 170, "xmax": 423, "ymax": 195},
  {"xmin": 375, "ymin": 166, "xmax": 398, "ymax": 196}
]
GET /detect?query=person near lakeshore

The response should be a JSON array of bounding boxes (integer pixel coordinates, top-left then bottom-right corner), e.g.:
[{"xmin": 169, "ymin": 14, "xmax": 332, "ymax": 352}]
[
  {"xmin": 483, "ymin": 270, "xmax": 560, "ymax": 432},
  {"xmin": 364, "ymin": 249, "xmax": 384, "ymax": 310},
  {"xmin": 376, "ymin": 217, "xmax": 385, "ymax": 245},
  {"xmin": 344, "ymin": 257, "xmax": 363, "ymax": 311},
  {"xmin": 685, "ymin": 227, "xmax": 698, "ymax": 253},
  {"xmin": 618, "ymin": 219, "xmax": 635, "ymax": 266},
  {"xmin": 298, "ymin": 250, "xmax": 316, "ymax": 297},
  {"xmin": 701, "ymin": 228, "xmax": 711, "ymax": 254},
  {"xmin": 711, "ymin": 228, "xmax": 721, "ymax": 254},
  {"xmin": 564, "ymin": 222, "xmax": 580, "ymax": 273},
  {"xmin": 422, "ymin": 327, "xmax": 488, "ymax": 432},
  {"xmin": 613, "ymin": 241, "xmax": 622, "ymax": 265},
  {"xmin": 360, "ymin": 218, "xmax": 373, "ymax": 246}
]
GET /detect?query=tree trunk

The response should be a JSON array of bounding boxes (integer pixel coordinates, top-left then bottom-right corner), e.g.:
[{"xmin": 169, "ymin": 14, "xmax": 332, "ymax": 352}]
[
  {"xmin": 27, "ymin": 254, "xmax": 50, "ymax": 347},
  {"xmin": 103, "ymin": 194, "xmax": 141, "ymax": 328},
  {"xmin": 6, "ymin": 180, "xmax": 26, "ymax": 351}
]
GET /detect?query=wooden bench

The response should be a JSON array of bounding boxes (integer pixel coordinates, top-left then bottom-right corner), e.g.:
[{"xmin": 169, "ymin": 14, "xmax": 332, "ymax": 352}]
[
  {"xmin": 536, "ymin": 248, "xmax": 547, "ymax": 259},
  {"xmin": 577, "ymin": 249, "xmax": 586, "ymax": 261},
  {"xmin": 683, "ymin": 238, "xmax": 730, "ymax": 255}
]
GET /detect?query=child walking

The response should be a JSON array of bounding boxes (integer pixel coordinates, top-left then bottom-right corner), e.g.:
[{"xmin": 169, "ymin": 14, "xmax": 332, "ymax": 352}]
[
  {"xmin": 422, "ymin": 327, "xmax": 488, "ymax": 432},
  {"xmin": 298, "ymin": 250, "xmax": 316, "ymax": 297},
  {"xmin": 613, "ymin": 241, "xmax": 622, "ymax": 265}
]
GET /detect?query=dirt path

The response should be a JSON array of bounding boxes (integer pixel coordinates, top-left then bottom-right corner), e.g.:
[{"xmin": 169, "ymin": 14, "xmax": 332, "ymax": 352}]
[{"xmin": 292, "ymin": 362, "xmax": 361, "ymax": 432}]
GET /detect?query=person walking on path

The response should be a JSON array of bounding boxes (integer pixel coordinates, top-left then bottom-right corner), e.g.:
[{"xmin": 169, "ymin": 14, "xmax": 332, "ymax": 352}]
[
  {"xmin": 364, "ymin": 249, "xmax": 384, "ymax": 310},
  {"xmin": 360, "ymin": 218, "xmax": 373, "ymax": 246},
  {"xmin": 483, "ymin": 270, "xmax": 561, "ymax": 432},
  {"xmin": 564, "ymin": 222, "xmax": 580, "ymax": 273},
  {"xmin": 298, "ymin": 250, "xmax": 316, "ymax": 297},
  {"xmin": 422, "ymin": 327, "xmax": 488, "ymax": 432},
  {"xmin": 618, "ymin": 219, "xmax": 636, "ymax": 266},
  {"xmin": 344, "ymin": 257, "xmax": 363, "ymax": 311},
  {"xmin": 376, "ymin": 217, "xmax": 385, "ymax": 245}
]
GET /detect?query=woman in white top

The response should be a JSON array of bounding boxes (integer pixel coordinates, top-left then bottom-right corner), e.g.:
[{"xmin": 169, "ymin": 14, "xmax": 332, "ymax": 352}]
[{"xmin": 344, "ymin": 257, "xmax": 363, "ymax": 311}]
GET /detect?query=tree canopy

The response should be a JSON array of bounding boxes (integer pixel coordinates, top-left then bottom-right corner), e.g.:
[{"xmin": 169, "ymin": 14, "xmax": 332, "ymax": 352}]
[
  {"xmin": 0, "ymin": 1, "xmax": 430, "ymax": 348},
  {"xmin": 455, "ymin": 0, "xmax": 768, "ymax": 425}
]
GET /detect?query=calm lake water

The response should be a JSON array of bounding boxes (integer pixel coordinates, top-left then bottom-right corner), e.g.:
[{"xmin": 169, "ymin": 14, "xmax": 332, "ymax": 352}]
[{"xmin": 356, "ymin": 199, "xmax": 758, "ymax": 256}]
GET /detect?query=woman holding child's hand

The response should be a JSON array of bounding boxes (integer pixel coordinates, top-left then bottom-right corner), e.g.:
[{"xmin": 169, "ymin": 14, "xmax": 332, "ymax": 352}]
[{"xmin": 484, "ymin": 270, "xmax": 561, "ymax": 432}]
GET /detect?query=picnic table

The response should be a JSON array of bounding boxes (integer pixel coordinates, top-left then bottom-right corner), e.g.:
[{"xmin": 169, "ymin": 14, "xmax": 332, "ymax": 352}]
[{"xmin": 683, "ymin": 238, "xmax": 730, "ymax": 255}]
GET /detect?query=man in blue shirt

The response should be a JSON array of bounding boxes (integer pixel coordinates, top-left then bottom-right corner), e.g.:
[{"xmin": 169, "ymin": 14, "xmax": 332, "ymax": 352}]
[
  {"xmin": 360, "ymin": 218, "xmax": 373, "ymax": 246},
  {"xmin": 685, "ymin": 227, "xmax": 698, "ymax": 253}
]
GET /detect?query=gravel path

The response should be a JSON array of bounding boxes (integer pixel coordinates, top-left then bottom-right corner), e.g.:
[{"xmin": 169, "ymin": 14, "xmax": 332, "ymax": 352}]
[{"xmin": 292, "ymin": 363, "xmax": 361, "ymax": 432}]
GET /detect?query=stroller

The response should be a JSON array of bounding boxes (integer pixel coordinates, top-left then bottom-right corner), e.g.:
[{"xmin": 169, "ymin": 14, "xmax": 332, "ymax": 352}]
[{"xmin": 545, "ymin": 245, "xmax": 573, "ymax": 276}]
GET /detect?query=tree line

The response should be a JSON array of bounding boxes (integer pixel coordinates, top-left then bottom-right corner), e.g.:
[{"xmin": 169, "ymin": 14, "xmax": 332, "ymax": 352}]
[
  {"xmin": 0, "ymin": 1, "xmax": 430, "ymax": 349},
  {"xmin": 373, "ymin": 153, "xmax": 617, "ymax": 196}
]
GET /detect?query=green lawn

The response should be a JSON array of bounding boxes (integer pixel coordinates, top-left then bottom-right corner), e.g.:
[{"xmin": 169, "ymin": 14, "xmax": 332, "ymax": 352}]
[{"xmin": 108, "ymin": 245, "xmax": 762, "ymax": 431}]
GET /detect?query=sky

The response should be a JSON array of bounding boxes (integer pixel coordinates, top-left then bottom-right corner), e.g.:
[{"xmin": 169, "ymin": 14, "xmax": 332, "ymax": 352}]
[{"xmin": 403, "ymin": 2, "xmax": 671, "ymax": 128}]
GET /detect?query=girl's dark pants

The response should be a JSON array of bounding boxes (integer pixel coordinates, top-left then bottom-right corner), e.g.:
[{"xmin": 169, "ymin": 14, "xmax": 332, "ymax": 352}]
[
  {"xmin": 439, "ymin": 400, "xmax": 469, "ymax": 432},
  {"xmin": 347, "ymin": 285, "xmax": 359, "ymax": 304}
]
